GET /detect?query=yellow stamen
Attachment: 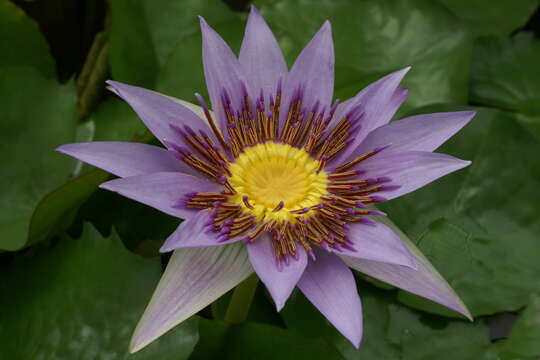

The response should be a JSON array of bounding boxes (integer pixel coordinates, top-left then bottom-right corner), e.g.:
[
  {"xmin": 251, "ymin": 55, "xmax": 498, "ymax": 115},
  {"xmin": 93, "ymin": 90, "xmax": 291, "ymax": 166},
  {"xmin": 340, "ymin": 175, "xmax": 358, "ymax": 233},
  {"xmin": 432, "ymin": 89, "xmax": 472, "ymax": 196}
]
[{"xmin": 227, "ymin": 142, "xmax": 328, "ymax": 223}]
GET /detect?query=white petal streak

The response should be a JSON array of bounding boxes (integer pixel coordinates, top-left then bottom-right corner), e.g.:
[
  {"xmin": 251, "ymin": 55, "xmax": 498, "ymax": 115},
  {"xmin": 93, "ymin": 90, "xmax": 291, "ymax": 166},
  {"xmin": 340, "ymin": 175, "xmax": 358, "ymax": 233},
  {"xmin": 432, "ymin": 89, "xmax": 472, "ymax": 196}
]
[{"xmin": 130, "ymin": 243, "xmax": 253, "ymax": 352}]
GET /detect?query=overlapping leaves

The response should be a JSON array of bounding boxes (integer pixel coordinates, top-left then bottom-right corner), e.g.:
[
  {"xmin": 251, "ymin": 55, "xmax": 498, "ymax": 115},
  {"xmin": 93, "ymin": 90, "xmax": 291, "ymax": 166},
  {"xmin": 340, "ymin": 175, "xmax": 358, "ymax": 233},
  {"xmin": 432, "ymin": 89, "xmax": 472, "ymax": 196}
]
[{"xmin": 2, "ymin": 0, "xmax": 540, "ymax": 358}]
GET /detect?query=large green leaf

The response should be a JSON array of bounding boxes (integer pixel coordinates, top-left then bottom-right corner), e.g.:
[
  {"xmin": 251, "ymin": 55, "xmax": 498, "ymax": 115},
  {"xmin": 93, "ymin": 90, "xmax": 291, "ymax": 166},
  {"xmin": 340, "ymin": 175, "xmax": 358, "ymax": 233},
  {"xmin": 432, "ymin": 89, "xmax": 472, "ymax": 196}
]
[
  {"xmin": 0, "ymin": 66, "xmax": 76, "ymax": 251},
  {"xmin": 156, "ymin": 19, "xmax": 245, "ymax": 103},
  {"xmin": 280, "ymin": 281, "xmax": 494, "ymax": 359},
  {"xmin": 28, "ymin": 96, "xmax": 152, "ymax": 252},
  {"xmin": 0, "ymin": 0, "xmax": 55, "ymax": 77},
  {"xmin": 0, "ymin": 224, "xmax": 199, "ymax": 359},
  {"xmin": 144, "ymin": 0, "xmax": 237, "ymax": 67},
  {"xmin": 109, "ymin": 0, "xmax": 237, "ymax": 88},
  {"xmin": 385, "ymin": 302, "xmax": 495, "ymax": 360},
  {"xmin": 377, "ymin": 105, "xmax": 540, "ymax": 317},
  {"xmin": 79, "ymin": 188, "xmax": 179, "ymax": 256},
  {"xmin": 437, "ymin": 0, "xmax": 539, "ymax": 36},
  {"xmin": 281, "ymin": 287, "xmax": 400, "ymax": 359},
  {"xmin": 90, "ymin": 98, "xmax": 149, "ymax": 142},
  {"xmin": 190, "ymin": 318, "xmax": 343, "ymax": 360},
  {"xmin": 470, "ymin": 33, "xmax": 540, "ymax": 114},
  {"xmin": 109, "ymin": 0, "xmax": 159, "ymax": 88},
  {"xmin": 27, "ymin": 169, "xmax": 109, "ymax": 247},
  {"xmin": 497, "ymin": 294, "xmax": 540, "ymax": 359},
  {"xmin": 257, "ymin": 0, "xmax": 472, "ymax": 116}
]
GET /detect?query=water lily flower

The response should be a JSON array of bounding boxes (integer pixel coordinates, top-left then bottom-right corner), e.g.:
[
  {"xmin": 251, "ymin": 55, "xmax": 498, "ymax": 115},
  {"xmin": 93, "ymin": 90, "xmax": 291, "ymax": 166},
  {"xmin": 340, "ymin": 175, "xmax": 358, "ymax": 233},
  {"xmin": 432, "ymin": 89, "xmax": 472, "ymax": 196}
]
[{"xmin": 57, "ymin": 6, "xmax": 474, "ymax": 353}]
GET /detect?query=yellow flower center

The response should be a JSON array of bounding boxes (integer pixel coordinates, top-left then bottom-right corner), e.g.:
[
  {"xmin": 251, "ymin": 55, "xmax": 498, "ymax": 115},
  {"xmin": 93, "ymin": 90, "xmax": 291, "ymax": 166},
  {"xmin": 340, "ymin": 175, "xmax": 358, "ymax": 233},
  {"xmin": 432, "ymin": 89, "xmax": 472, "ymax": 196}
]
[{"xmin": 228, "ymin": 142, "xmax": 328, "ymax": 223}]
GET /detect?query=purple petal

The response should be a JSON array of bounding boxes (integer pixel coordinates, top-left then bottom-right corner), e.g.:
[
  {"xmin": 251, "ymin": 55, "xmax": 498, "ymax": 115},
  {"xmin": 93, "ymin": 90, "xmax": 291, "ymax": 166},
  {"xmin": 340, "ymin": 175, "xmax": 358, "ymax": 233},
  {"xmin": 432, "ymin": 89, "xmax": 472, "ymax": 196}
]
[
  {"xmin": 200, "ymin": 17, "xmax": 247, "ymax": 137},
  {"xmin": 247, "ymin": 233, "xmax": 307, "ymax": 311},
  {"xmin": 340, "ymin": 216, "xmax": 471, "ymax": 319},
  {"xmin": 358, "ymin": 151, "xmax": 470, "ymax": 200},
  {"xmin": 280, "ymin": 21, "xmax": 334, "ymax": 129},
  {"xmin": 106, "ymin": 81, "xmax": 215, "ymax": 148},
  {"xmin": 167, "ymin": 96, "xmax": 211, "ymax": 122},
  {"xmin": 56, "ymin": 141, "xmax": 195, "ymax": 178},
  {"xmin": 334, "ymin": 222, "xmax": 417, "ymax": 269},
  {"xmin": 130, "ymin": 243, "xmax": 253, "ymax": 353},
  {"xmin": 239, "ymin": 6, "xmax": 287, "ymax": 103},
  {"xmin": 354, "ymin": 111, "xmax": 476, "ymax": 156},
  {"xmin": 297, "ymin": 249, "xmax": 363, "ymax": 348},
  {"xmin": 331, "ymin": 68, "xmax": 410, "ymax": 165},
  {"xmin": 99, "ymin": 172, "xmax": 221, "ymax": 219},
  {"xmin": 386, "ymin": 87, "xmax": 409, "ymax": 120},
  {"xmin": 160, "ymin": 210, "xmax": 240, "ymax": 252}
]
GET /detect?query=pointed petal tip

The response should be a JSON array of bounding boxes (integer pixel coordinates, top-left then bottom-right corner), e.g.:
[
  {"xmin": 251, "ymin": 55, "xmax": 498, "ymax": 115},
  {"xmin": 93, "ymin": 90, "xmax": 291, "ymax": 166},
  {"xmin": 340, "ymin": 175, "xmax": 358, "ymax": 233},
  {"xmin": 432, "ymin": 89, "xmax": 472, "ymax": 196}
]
[
  {"xmin": 129, "ymin": 338, "xmax": 143, "ymax": 354},
  {"xmin": 462, "ymin": 109, "xmax": 477, "ymax": 120},
  {"xmin": 105, "ymin": 79, "xmax": 123, "ymax": 90},
  {"xmin": 396, "ymin": 66, "xmax": 411, "ymax": 79},
  {"xmin": 319, "ymin": 20, "xmax": 332, "ymax": 37},
  {"xmin": 249, "ymin": 4, "xmax": 261, "ymax": 15},
  {"xmin": 105, "ymin": 80, "xmax": 121, "ymax": 96},
  {"xmin": 55, "ymin": 143, "xmax": 70, "ymax": 153},
  {"xmin": 350, "ymin": 333, "xmax": 362, "ymax": 349},
  {"xmin": 98, "ymin": 182, "xmax": 112, "ymax": 191},
  {"xmin": 198, "ymin": 15, "xmax": 207, "ymax": 26},
  {"xmin": 459, "ymin": 159, "xmax": 472, "ymax": 169},
  {"xmin": 159, "ymin": 244, "xmax": 172, "ymax": 253},
  {"xmin": 275, "ymin": 300, "xmax": 285, "ymax": 312},
  {"xmin": 397, "ymin": 87, "xmax": 409, "ymax": 97}
]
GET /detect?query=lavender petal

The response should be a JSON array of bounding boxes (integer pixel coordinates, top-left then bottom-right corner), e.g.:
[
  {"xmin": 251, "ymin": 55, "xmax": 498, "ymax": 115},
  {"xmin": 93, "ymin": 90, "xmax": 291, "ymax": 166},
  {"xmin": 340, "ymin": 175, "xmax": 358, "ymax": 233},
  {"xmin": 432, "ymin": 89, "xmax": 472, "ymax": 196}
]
[
  {"xmin": 297, "ymin": 248, "xmax": 363, "ymax": 348},
  {"xmin": 357, "ymin": 151, "xmax": 471, "ymax": 200},
  {"xmin": 340, "ymin": 215, "xmax": 471, "ymax": 319},
  {"xmin": 331, "ymin": 68, "xmax": 410, "ymax": 165},
  {"xmin": 247, "ymin": 233, "xmax": 307, "ymax": 311},
  {"xmin": 239, "ymin": 6, "xmax": 287, "ymax": 103},
  {"xmin": 280, "ymin": 21, "xmax": 334, "ymax": 130},
  {"xmin": 56, "ymin": 141, "xmax": 195, "ymax": 177},
  {"xmin": 333, "ymin": 221, "xmax": 417, "ymax": 269},
  {"xmin": 106, "ymin": 81, "xmax": 215, "ymax": 148},
  {"xmin": 99, "ymin": 172, "xmax": 222, "ymax": 220},
  {"xmin": 130, "ymin": 243, "xmax": 253, "ymax": 352},
  {"xmin": 160, "ymin": 210, "xmax": 241, "ymax": 252},
  {"xmin": 354, "ymin": 111, "xmax": 476, "ymax": 156},
  {"xmin": 200, "ymin": 17, "xmax": 247, "ymax": 138}
]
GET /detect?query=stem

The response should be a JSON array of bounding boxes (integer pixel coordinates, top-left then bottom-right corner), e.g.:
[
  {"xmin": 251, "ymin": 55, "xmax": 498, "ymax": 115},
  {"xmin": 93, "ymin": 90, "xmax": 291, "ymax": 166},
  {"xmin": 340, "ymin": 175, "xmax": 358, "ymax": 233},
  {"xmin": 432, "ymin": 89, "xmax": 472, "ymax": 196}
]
[{"xmin": 224, "ymin": 274, "xmax": 259, "ymax": 324}]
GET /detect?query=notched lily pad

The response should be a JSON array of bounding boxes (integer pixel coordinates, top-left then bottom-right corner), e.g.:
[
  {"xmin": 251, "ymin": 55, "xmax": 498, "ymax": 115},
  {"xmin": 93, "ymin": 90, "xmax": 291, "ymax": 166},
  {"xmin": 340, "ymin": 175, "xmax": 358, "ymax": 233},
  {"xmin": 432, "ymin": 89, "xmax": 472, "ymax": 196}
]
[{"xmin": 0, "ymin": 224, "xmax": 199, "ymax": 359}]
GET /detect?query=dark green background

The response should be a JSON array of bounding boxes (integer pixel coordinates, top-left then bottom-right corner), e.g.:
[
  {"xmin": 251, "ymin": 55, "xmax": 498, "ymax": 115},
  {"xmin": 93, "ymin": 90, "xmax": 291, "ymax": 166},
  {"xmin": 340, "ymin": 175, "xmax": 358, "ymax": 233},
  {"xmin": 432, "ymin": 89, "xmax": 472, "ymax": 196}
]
[{"xmin": 1, "ymin": 0, "xmax": 540, "ymax": 358}]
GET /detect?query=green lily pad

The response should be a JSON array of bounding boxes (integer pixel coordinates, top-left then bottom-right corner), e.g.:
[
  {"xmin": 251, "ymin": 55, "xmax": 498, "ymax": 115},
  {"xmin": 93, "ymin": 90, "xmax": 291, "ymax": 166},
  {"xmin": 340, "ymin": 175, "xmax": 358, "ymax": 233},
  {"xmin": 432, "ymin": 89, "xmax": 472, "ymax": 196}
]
[
  {"xmin": 27, "ymin": 169, "xmax": 109, "ymax": 247},
  {"xmin": 470, "ymin": 33, "xmax": 540, "ymax": 114},
  {"xmin": 0, "ymin": 66, "xmax": 76, "ymax": 251},
  {"xmin": 109, "ymin": 0, "xmax": 238, "ymax": 89},
  {"xmin": 281, "ymin": 286, "xmax": 400, "ymax": 359},
  {"xmin": 497, "ymin": 294, "xmax": 540, "ymax": 359},
  {"xmin": 0, "ymin": 224, "xmax": 199, "ymax": 359},
  {"xmin": 280, "ymin": 280, "xmax": 494, "ymax": 359},
  {"xmin": 436, "ymin": 0, "xmax": 539, "ymax": 36},
  {"xmin": 156, "ymin": 19, "xmax": 245, "ymax": 103},
  {"xmin": 144, "ymin": 0, "xmax": 237, "ymax": 67},
  {"xmin": 190, "ymin": 318, "xmax": 343, "ymax": 360},
  {"xmin": 386, "ymin": 303, "xmax": 495, "ymax": 360},
  {"xmin": 91, "ymin": 98, "xmax": 149, "ymax": 142},
  {"xmin": 378, "ymin": 105, "xmax": 540, "ymax": 317},
  {"xmin": 0, "ymin": 0, "xmax": 55, "ymax": 78},
  {"xmin": 257, "ymin": 0, "xmax": 473, "ymax": 116},
  {"xmin": 109, "ymin": 0, "xmax": 159, "ymax": 88},
  {"xmin": 79, "ymin": 188, "xmax": 179, "ymax": 256}
]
